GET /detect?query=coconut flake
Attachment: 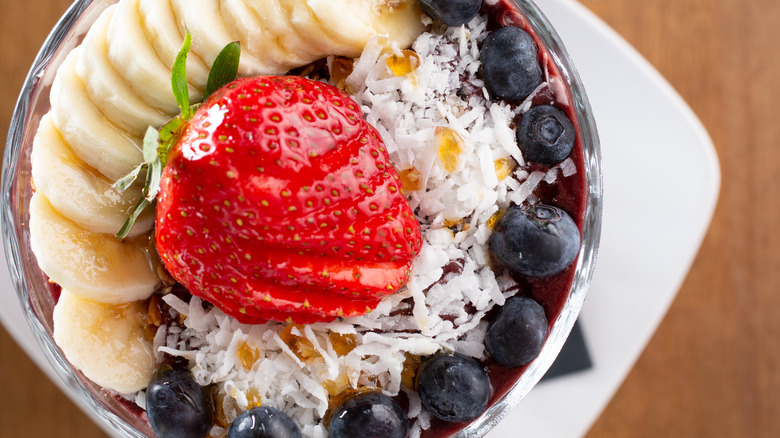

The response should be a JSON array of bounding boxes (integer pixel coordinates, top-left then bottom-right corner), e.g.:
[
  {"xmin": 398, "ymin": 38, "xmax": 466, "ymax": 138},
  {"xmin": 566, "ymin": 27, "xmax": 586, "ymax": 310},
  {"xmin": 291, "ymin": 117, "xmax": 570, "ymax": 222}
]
[
  {"xmin": 510, "ymin": 170, "xmax": 546, "ymax": 205},
  {"xmin": 561, "ymin": 157, "xmax": 577, "ymax": 177}
]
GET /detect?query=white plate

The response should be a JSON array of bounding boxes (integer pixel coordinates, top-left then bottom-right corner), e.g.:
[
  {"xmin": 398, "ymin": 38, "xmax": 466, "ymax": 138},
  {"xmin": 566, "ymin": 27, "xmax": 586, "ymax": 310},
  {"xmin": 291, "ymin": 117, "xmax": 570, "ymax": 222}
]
[{"xmin": 0, "ymin": 0, "xmax": 719, "ymax": 437}]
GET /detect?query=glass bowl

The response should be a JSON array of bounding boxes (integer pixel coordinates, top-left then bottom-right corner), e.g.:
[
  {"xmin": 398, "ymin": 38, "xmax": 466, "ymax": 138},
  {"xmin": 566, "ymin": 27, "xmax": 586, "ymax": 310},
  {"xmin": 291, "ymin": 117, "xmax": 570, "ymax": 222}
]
[{"xmin": 2, "ymin": 0, "xmax": 602, "ymax": 437}]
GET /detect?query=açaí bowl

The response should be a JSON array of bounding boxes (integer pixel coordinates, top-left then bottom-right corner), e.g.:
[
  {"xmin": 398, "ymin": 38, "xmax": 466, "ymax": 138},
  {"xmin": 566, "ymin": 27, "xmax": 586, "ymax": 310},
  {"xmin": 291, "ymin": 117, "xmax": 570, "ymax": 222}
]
[{"xmin": 2, "ymin": 0, "xmax": 602, "ymax": 437}]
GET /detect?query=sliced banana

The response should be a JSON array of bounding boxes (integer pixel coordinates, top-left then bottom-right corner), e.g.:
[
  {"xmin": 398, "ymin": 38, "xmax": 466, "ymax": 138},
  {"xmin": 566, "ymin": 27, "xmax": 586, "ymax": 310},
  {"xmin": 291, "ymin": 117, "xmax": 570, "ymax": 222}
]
[
  {"xmin": 240, "ymin": 0, "xmax": 323, "ymax": 62},
  {"xmin": 29, "ymin": 192, "xmax": 159, "ymax": 304},
  {"xmin": 49, "ymin": 49, "xmax": 144, "ymax": 182},
  {"xmin": 220, "ymin": 0, "xmax": 309, "ymax": 69},
  {"xmin": 307, "ymin": 0, "xmax": 425, "ymax": 53},
  {"xmin": 31, "ymin": 114, "xmax": 153, "ymax": 237},
  {"xmin": 75, "ymin": 5, "xmax": 169, "ymax": 137},
  {"xmin": 53, "ymin": 289, "xmax": 155, "ymax": 394},
  {"xmin": 368, "ymin": 0, "xmax": 427, "ymax": 47},
  {"xmin": 106, "ymin": 0, "xmax": 202, "ymax": 114},
  {"xmin": 280, "ymin": 0, "xmax": 362, "ymax": 57},
  {"xmin": 169, "ymin": 0, "xmax": 284, "ymax": 76},
  {"xmin": 301, "ymin": 0, "xmax": 375, "ymax": 55},
  {"xmin": 138, "ymin": 0, "xmax": 211, "ymax": 91}
]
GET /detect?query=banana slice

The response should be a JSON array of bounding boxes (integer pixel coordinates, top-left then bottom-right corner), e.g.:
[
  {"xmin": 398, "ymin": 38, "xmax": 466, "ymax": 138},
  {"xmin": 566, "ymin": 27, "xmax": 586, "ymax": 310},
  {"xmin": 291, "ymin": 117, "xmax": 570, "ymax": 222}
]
[
  {"xmin": 49, "ymin": 48, "xmax": 144, "ymax": 182},
  {"xmin": 53, "ymin": 289, "xmax": 155, "ymax": 394},
  {"xmin": 307, "ymin": 0, "xmax": 425, "ymax": 53},
  {"xmin": 368, "ymin": 0, "xmax": 427, "ymax": 47},
  {"xmin": 75, "ymin": 5, "xmax": 169, "ymax": 137},
  {"xmin": 280, "ymin": 0, "xmax": 360, "ymax": 57},
  {"xmin": 29, "ymin": 192, "xmax": 159, "ymax": 304},
  {"xmin": 31, "ymin": 114, "xmax": 153, "ymax": 237},
  {"xmin": 299, "ymin": 0, "xmax": 374, "ymax": 55},
  {"xmin": 138, "ymin": 0, "xmax": 211, "ymax": 91},
  {"xmin": 106, "ymin": 0, "xmax": 202, "ymax": 114},
  {"xmin": 169, "ymin": 0, "xmax": 284, "ymax": 76},
  {"xmin": 239, "ymin": 0, "xmax": 324, "ymax": 62},
  {"xmin": 220, "ymin": 0, "xmax": 309, "ymax": 69}
]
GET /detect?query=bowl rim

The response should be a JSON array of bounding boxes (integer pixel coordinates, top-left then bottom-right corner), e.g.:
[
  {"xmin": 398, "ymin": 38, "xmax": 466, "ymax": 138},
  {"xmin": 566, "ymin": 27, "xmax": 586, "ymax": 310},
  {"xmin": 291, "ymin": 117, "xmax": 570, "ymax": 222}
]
[{"xmin": 1, "ymin": 0, "xmax": 603, "ymax": 437}]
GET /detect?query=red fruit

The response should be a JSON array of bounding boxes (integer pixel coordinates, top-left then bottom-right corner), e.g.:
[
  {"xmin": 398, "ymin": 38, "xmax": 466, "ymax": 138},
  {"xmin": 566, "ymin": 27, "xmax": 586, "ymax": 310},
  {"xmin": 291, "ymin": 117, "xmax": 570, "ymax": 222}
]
[{"xmin": 155, "ymin": 76, "xmax": 422, "ymax": 324}]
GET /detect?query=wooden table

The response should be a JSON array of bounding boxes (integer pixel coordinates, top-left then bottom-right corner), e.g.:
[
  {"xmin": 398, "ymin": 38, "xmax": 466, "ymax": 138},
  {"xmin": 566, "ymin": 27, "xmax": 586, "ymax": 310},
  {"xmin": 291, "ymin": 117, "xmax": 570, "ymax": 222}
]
[{"xmin": 1, "ymin": 0, "xmax": 778, "ymax": 436}]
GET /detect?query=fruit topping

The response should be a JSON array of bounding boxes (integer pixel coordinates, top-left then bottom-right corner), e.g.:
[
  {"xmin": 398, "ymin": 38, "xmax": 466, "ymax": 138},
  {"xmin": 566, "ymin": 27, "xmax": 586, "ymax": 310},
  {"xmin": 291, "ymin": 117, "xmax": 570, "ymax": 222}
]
[
  {"xmin": 417, "ymin": 0, "xmax": 482, "ymax": 27},
  {"xmin": 489, "ymin": 203, "xmax": 580, "ymax": 277},
  {"xmin": 401, "ymin": 353, "xmax": 424, "ymax": 390},
  {"xmin": 516, "ymin": 105, "xmax": 576, "ymax": 166},
  {"xmin": 236, "ymin": 340, "xmax": 262, "ymax": 370},
  {"xmin": 436, "ymin": 126, "xmax": 464, "ymax": 173},
  {"xmin": 155, "ymin": 76, "xmax": 422, "ymax": 324},
  {"xmin": 227, "ymin": 406, "xmax": 302, "ymax": 438},
  {"xmin": 29, "ymin": 191, "xmax": 159, "ymax": 304},
  {"xmin": 330, "ymin": 57, "xmax": 354, "ymax": 91},
  {"xmin": 52, "ymin": 289, "xmax": 154, "ymax": 394},
  {"xmin": 113, "ymin": 30, "xmax": 241, "ymax": 240},
  {"xmin": 386, "ymin": 49, "xmax": 421, "ymax": 77},
  {"xmin": 480, "ymin": 26, "xmax": 543, "ymax": 102},
  {"xmin": 329, "ymin": 331, "xmax": 358, "ymax": 356},
  {"xmin": 31, "ymin": 113, "xmax": 153, "ymax": 237},
  {"xmin": 493, "ymin": 157, "xmax": 515, "ymax": 181},
  {"xmin": 416, "ymin": 352, "xmax": 491, "ymax": 423},
  {"xmin": 146, "ymin": 365, "xmax": 213, "ymax": 438},
  {"xmin": 399, "ymin": 166, "xmax": 422, "ymax": 191},
  {"xmin": 327, "ymin": 391, "xmax": 408, "ymax": 438},
  {"xmin": 484, "ymin": 296, "xmax": 548, "ymax": 367},
  {"xmin": 279, "ymin": 324, "xmax": 321, "ymax": 362}
]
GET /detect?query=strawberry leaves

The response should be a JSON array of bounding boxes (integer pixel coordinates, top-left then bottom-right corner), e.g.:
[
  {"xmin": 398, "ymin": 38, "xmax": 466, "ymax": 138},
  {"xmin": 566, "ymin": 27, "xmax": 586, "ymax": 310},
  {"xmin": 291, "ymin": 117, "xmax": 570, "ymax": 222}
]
[
  {"xmin": 172, "ymin": 31, "xmax": 193, "ymax": 119},
  {"xmin": 114, "ymin": 127, "xmax": 168, "ymax": 239},
  {"xmin": 114, "ymin": 33, "xmax": 241, "ymax": 239},
  {"xmin": 206, "ymin": 41, "xmax": 241, "ymax": 98}
]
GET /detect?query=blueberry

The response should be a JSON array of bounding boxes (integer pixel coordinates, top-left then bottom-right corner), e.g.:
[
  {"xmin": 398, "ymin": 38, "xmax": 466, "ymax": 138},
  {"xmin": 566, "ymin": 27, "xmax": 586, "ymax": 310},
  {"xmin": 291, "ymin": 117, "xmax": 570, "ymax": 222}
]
[
  {"xmin": 416, "ymin": 353, "xmax": 491, "ymax": 423},
  {"xmin": 328, "ymin": 391, "xmax": 408, "ymax": 438},
  {"xmin": 489, "ymin": 204, "xmax": 580, "ymax": 277},
  {"xmin": 517, "ymin": 105, "xmax": 576, "ymax": 165},
  {"xmin": 485, "ymin": 297, "xmax": 549, "ymax": 367},
  {"xmin": 227, "ymin": 406, "xmax": 301, "ymax": 438},
  {"xmin": 146, "ymin": 365, "xmax": 213, "ymax": 438},
  {"xmin": 480, "ymin": 26, "xmax": 543, "ymax": 102},
  {"xmin": 417, "ymin": 0, "xmax": 482, "ymax": 27}
]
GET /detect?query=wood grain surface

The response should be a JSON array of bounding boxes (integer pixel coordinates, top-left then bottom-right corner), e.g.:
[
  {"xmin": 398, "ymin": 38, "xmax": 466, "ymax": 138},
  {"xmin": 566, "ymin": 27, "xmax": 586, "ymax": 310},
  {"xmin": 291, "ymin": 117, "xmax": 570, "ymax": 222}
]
[{"xmin": 1, "ymin": 0, "xmax": 778, "ymax": 436}]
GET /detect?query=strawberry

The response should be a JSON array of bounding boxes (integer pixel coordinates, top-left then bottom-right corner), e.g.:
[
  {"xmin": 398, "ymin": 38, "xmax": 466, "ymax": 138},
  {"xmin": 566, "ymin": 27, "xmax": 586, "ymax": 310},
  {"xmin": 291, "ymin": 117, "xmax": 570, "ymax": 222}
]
[{"xmin": 155, "ymin": 76, "xmax": 422, "ymax": 324}]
